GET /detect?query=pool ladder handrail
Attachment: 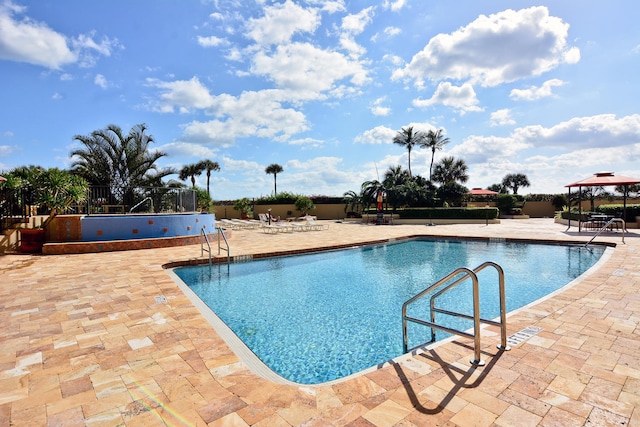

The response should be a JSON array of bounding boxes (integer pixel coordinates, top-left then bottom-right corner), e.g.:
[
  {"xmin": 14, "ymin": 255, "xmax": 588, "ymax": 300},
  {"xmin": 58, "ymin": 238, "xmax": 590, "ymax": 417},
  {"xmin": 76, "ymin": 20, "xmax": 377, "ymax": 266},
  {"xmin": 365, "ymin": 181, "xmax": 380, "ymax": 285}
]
[
  {"xmin": 129, "ymin": 197, "xmax": 153, "ymax": 213},
  {"xmin": 402, "ymin": 261, "xmax": 510, "ymax": 366},
  {"xmin": 200, "ymin": 227, "xmax": 213, "ymax": 266},
  {"xmin": 584, "ymin": 218, "xmax": 624, "ymax": 248},
  {"xmin": 216, "ymin": 226, "xmax": 230, "ymax": 265}
]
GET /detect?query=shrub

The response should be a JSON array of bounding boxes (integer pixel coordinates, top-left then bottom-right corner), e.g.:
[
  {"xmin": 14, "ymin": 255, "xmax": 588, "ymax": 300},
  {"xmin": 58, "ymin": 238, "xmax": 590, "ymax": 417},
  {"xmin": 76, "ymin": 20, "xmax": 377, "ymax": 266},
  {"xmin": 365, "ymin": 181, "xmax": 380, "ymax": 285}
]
[{"xmin": 399, "ymin": 208, "xmax": 499, "ymax": 220}]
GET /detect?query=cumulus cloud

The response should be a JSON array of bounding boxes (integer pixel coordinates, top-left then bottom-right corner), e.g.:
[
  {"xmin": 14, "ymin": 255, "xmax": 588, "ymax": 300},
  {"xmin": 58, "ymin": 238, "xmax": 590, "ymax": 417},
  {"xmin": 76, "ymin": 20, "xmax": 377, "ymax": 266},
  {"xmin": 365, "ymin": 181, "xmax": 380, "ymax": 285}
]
[
  {"xmin": 180, "ymin": 89, "xmax": 309, "ymax": 146},
  {"xmin": 452, "ymin": 113, "xmax": 640, "ymax": 165},
  {"xmin": 510, "ymin": 78, "xmax": 565, "ymax": 101},
  {"xmin": 370, "ymin": 97, "xmax": 391, "ymax": 116},
  {"xmin": 94, "ymin": 74, "xmax": 108, "ymax": 89},
  {"xmin": 0, "ymin": 2, "xmax": 119, "ymax": 69},
  {"xmin": 392, "ymin": 6, "xmax": 580, "ymax": 88},
  {"xmin": 197, "ymin": 35, "xmax": 226, "ymax": 47},
  {"xmin": 382, "ymin": 0, "xmax": 407, "ymax": 12},
  {"xmin": 245, "ymin": 0, "xmax": 321, "ymax": 46},
  {"xmin": 147, "ymin": 76, "xmax": 215, "ymax": 113},
  {"xmin": 413, "ymin": 82, "xmax": 483, "ymax": 115},
  {"xmin": 251, "ymin": 42, "xmax": 370, "ymax": 96},
  {"xmin": 354, "ymin": 125, "xmax": 397, "ymax": 144},
  {"xmin": 341, "ymin": 6, "xmax": 374, "ymax": 34},
  {"xmin": 490, "ymin": 109, "xmax": 516, "ymax": 127},
  {"xmin": 512, "ymin": 114, "xmax": 640, "ymax": 149}
]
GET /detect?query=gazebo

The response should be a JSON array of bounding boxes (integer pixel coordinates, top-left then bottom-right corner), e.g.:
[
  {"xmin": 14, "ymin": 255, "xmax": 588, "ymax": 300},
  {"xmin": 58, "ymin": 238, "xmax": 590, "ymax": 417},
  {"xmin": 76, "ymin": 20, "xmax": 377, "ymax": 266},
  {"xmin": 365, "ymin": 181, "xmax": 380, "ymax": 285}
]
[{"xmin": 565, "ymin": 172, "xmax": 640, "ymax": 231}]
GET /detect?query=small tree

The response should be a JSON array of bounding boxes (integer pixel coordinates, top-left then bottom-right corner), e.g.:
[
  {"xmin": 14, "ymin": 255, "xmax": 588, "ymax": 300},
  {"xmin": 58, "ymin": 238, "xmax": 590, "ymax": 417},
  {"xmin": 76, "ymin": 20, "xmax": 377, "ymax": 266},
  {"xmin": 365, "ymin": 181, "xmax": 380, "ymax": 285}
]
[{"xmin": 294, "ymin": 196, "xmax": 315, "ymax": 216}]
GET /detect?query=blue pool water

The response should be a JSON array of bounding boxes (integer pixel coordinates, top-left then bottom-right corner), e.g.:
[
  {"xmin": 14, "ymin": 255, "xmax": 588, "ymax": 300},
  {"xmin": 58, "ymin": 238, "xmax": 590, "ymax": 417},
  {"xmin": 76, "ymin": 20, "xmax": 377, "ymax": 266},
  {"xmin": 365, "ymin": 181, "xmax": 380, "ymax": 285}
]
[{"xmin": 174, "ymin": 239, "xmax": 605, "ymax": 384}]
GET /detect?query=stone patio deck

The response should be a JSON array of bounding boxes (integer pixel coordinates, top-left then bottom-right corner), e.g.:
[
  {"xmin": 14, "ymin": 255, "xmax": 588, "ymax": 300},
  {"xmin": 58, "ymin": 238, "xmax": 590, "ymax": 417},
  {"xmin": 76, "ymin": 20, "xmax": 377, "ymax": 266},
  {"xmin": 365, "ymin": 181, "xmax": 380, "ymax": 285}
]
[{"xmin": 0, "ymin": 218, "xmax": 638, "ymax": 426}]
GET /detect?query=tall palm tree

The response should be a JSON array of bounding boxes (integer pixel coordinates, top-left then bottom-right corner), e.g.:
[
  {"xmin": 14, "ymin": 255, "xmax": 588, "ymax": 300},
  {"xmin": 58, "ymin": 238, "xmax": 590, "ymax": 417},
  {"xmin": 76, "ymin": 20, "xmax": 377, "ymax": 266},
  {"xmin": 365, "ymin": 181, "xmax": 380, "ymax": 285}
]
[
  {"xmin": 197, "ymin": 159, "xmax": 220, "ymax": 197},
  {"xmin": 501, "ymin": 173, "xmax": 530, "ymax": 195},
  {"xmin": 432, "ymin": 156, "xmax": 469, "ymax": 185},
  {"xmin": 420, "ymin": 129, "xmax": 450, "ymax": 182},
  {"xmin": 71, "ymin": 124, "xmax": 174, "ymax": 202},
  {"xmin": 265, "ymin": 163, "xmax": 284, "ymax": 196},
  {"xmin": 179, "ymin": 163, "xmax": 205, "ymax": 188},
  {"xmin": 392, "ymin": 126, "xmax": 426, "ymax": 177}
]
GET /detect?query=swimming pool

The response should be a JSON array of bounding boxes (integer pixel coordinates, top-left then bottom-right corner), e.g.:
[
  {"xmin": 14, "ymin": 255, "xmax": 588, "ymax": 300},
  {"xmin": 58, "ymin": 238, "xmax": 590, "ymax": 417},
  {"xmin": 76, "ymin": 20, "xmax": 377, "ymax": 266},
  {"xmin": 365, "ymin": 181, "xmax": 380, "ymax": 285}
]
[{"xmin": 172, "ymin": 238, "xmax": 606, "ymax": 384}]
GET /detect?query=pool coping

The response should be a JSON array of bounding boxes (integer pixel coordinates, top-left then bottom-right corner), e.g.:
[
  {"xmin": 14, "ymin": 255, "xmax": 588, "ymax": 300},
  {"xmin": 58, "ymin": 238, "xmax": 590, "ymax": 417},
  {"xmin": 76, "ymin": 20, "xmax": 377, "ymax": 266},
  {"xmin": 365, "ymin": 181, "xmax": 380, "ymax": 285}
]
[{"xmin": 165, "ymin": 235, "xmax": 614, "ymax": 386}]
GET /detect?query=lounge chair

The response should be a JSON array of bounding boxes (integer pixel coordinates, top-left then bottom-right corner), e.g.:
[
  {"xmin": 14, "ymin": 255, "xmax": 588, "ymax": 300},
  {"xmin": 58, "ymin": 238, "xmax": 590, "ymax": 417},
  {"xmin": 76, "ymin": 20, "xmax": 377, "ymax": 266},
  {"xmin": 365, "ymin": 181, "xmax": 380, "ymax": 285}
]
[{"xmin": 305, "ymin": 219, "xmax": 328, "ymax": 231}]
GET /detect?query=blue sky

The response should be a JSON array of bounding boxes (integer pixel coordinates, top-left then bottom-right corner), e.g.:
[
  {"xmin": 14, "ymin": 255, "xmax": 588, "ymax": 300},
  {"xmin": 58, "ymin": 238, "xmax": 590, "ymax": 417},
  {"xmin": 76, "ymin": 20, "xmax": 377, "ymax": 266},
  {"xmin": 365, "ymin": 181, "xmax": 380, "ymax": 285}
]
[{"xmin": 1, "ymin": 0, "xmax": 639, "ymax": 200}]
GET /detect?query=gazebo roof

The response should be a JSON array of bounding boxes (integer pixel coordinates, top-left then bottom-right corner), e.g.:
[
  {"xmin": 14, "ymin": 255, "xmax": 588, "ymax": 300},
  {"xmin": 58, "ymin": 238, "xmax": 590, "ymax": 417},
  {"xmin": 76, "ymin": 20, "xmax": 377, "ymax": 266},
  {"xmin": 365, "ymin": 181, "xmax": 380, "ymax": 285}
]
[
  {"xmin": 565, "ymin": 172, "xmax": 640, "ymax": 188},
  {"xmin": 468, "ymin": 188, "xmax": 498, "ymax": 195}
]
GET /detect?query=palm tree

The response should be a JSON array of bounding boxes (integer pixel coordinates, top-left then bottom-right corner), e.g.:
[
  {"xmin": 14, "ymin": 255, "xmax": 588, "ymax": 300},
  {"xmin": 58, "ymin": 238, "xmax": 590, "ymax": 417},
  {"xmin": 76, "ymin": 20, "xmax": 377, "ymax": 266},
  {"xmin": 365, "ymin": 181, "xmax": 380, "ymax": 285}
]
[
  {"xmin": 342, "ymin": 190, "xmax": 363, "ymax": 216},
  {"xmin": 420, "ymin": 129, "xmax": 450, "ymax": 182},
  {"xmin": 265, "ymin": 163, "xmax": 284, "ymax": 196},
  {"xmin": 432, "ymin": 156, "xmax": 469, "ymax": 185},
  {"xmin": 71, "ymin": 124, "xmax": 174, "ymax": 203},
  {"xmin": 197, "ymin": 159, "xmax": 220, "ymax": 197},
  {"xmin": 501, "ymin": 173, "xmax": 530, "ymax": 195},
  {"xmin": 179, "ymin": 163, "xmax": 205, "ymax": 188},
  {"xmin": 392, "ymin": 126, "xmax": 426, "ymax": 177}
]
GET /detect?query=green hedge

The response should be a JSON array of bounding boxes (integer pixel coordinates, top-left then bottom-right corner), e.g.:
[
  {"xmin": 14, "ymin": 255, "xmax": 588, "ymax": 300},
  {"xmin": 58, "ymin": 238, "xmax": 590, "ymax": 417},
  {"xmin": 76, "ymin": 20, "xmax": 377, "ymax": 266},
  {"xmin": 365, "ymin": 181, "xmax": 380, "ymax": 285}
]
[
  {"xmin": 596, "ymin": 204, "xmax": 640, "ymax": 221},
  {"xmin": 399, "ymin": 207, "xmax": 499, "ymax": 220}
]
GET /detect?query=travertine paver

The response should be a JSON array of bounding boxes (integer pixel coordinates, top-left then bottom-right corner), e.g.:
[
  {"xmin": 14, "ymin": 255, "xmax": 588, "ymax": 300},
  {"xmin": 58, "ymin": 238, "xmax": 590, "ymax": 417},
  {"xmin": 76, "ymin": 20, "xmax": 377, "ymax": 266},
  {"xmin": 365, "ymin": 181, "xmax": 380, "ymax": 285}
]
[{"xmin": 0, "ymin": 218, "xmax": 639, "ymax": 426}]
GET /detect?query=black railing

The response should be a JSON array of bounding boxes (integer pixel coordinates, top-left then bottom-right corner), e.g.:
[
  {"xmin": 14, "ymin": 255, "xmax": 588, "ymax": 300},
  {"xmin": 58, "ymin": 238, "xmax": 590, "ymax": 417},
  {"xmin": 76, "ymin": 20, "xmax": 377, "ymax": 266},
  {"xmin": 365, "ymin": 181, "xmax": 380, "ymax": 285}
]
[
  {"xmin": 84, "ymin": 186, "xmax": 197, "ymax": 215},
  {"xmin": 0, "ymin": 187, "xmax": 30, "ymax": 232}
]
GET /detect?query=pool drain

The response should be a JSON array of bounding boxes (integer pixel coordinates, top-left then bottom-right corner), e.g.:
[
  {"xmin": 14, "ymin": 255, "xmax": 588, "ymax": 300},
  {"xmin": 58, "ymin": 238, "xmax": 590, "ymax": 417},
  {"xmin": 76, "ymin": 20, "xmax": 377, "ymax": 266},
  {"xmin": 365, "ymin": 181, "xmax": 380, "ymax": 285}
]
[{"xmin": 506, "ymin": 325, "xmax": 543, "ymax": 346}]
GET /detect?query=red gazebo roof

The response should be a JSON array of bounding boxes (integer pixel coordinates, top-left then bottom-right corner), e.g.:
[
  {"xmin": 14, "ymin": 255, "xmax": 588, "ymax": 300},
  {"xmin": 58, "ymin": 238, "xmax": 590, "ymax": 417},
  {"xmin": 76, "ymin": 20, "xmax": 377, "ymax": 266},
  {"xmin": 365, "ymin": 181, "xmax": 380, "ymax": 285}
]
[
  {"xmin": 468, "ymin": 188, "xmax": 498, "ymax": 195},
  {"xmin": 565, "ymin": 172, "xmax": 640, "ymax": 188}
]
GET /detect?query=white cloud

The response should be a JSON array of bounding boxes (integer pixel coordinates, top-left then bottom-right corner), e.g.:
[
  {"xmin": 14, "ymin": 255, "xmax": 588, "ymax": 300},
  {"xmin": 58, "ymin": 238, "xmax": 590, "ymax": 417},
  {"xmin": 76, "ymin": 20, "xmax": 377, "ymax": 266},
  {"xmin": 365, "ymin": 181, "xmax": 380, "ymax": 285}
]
[
  {"xmin": 510, "ymin": 78, "xmax": 566, "ymax": 101},
  {"xmin": 512, "ymin": 114, "xmax": 640, "ymax": 149},
  {"xmin": 94, "ymin": 74, "xmax": 108, "ymax": 89},
  {"xmin": 0, "ymin": 2, "xmax": 119, "ymax": 69},
  {"xmin": 341, "ymin": 7, "xmax": 374, "ymax": 35},
  {"xmin": 392, "ymin": 6, "xmax": 580, "ymax": 88},
  {"xmin": 197, "ymin": 35, "xmax": 226, "ymax": 47},
  {"xmin": 251, "ymin": 42, "xmax": 370, "ymax": 96},
  {"xmin": 52, "ymin": 92, "xmax": 63, "ymax": 100},
  {"xmin": 147, "ymin": 77, "xmax": 215, "ymax": 113},
  {"xmin": 181, "ymin": 89, "xmax": 309, "ymax": 146},
  {"xmin": 452, "ymin": 113, "xmax": 640, "ymax": 165},
  {"xmin": 490, "ymin": 109, "xmax": 516, "ymax": 127},
  {"xmin": 354, "ymin": 125, "xmax": 396, "ymax": 144},
  {"xmin": 370, "ymin": 97, "xmax": 391, "ymax": 116},
  {"xmin": 413, "ymin": 82, "xmax": 483, "ymax": 115},
  {"xmin": 245, "ymin": 0, "xmax": 321, "ymax": 46},
  {"xmin": 382, "ymin": 0, "xmax": 407, "ymax": 12},
  {"xmin": 158, "ymin": 141, "xmax": 219, "ymax": 159}
]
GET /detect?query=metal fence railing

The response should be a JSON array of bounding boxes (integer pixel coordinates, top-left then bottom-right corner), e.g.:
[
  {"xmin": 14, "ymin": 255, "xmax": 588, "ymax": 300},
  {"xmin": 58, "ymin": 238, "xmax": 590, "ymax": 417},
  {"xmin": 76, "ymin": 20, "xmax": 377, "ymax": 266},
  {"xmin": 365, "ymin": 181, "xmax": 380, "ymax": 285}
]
[
  {"xmin": 83, "ymin": 186, "xmax": 198, "ymax": 215},
  {"xmin": 0, "ymin": 185, "xmax": 198, "ymax": 229},
  {"xmin": 0, "ymin": 187, "xmax": 30, "ymax": 233}
]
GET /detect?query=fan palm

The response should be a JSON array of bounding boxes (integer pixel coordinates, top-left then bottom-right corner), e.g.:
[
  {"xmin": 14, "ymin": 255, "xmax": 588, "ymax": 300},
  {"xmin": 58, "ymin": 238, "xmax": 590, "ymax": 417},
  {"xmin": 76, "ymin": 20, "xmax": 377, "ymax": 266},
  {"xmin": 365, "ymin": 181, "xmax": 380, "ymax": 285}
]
[
  {"xmin": 265, "ymin": 163, "xmax": 284, "ymax": 196},
  {"xmin": 197, "ymin": 159, "xmax": 220, "ymax": 196},
  {"xmin": 420, "ymin": 129, "xmax": 450, "ymax": 182},
  {"xmin": 392, "ymin": 126, "xmax": 426, "ymax": 177},
  {"xmin": 432, "ymin": 156, "xmax": 469, "ymax": 185},
  {"xmin": 179, "ymin": 163, "xmax": 205, "ymax": 188},
  {"xmin": 501, "ymin": 173, "xmax": 530, "ymax": 195}
]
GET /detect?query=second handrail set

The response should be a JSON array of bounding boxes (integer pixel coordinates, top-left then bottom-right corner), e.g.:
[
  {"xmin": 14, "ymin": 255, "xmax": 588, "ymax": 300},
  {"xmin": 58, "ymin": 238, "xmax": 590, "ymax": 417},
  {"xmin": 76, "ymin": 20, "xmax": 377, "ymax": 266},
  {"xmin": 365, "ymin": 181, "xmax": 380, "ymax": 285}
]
[{"xmin": 402, "ymin": 262, "xmax": 510, "ymax": 366}]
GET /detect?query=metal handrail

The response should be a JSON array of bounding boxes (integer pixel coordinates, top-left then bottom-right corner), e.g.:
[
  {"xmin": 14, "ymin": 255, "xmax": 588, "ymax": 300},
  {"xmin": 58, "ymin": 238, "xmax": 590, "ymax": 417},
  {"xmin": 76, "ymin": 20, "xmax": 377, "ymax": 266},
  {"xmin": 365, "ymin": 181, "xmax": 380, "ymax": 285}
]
[
  {"xmin": 430, "ymin": 262, "xmax": 510, "ymax": 351},
  {"xmin": 129, "ymin": 197, "xmax": 153, "ymax": 213},
  {"xmin": 585, "ymin": 218, "xmax": 625, "ymax": 248},
  {"xmin": 217, "ymin": 226, "xmax": 230, "ymax": 265},
  {"xmin": 402, "ymin": 262, "xmax": 510, "ymax": 366},
  {"xmin": 200, "ymin": 227, "xmax": 212, "ymax": 266}
]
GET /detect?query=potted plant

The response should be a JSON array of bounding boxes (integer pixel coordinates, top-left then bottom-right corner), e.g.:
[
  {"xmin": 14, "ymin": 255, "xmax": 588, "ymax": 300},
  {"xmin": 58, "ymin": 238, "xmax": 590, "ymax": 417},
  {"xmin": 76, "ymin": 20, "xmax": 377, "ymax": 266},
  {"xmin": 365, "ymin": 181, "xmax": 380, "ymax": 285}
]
[
  {"xmin": 233, "ymin": 197, "xmax": 253, "ymax": 219},
  {"xmin": 11, "ymin": 167, "xmax": 88, "ymax": 253}
]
